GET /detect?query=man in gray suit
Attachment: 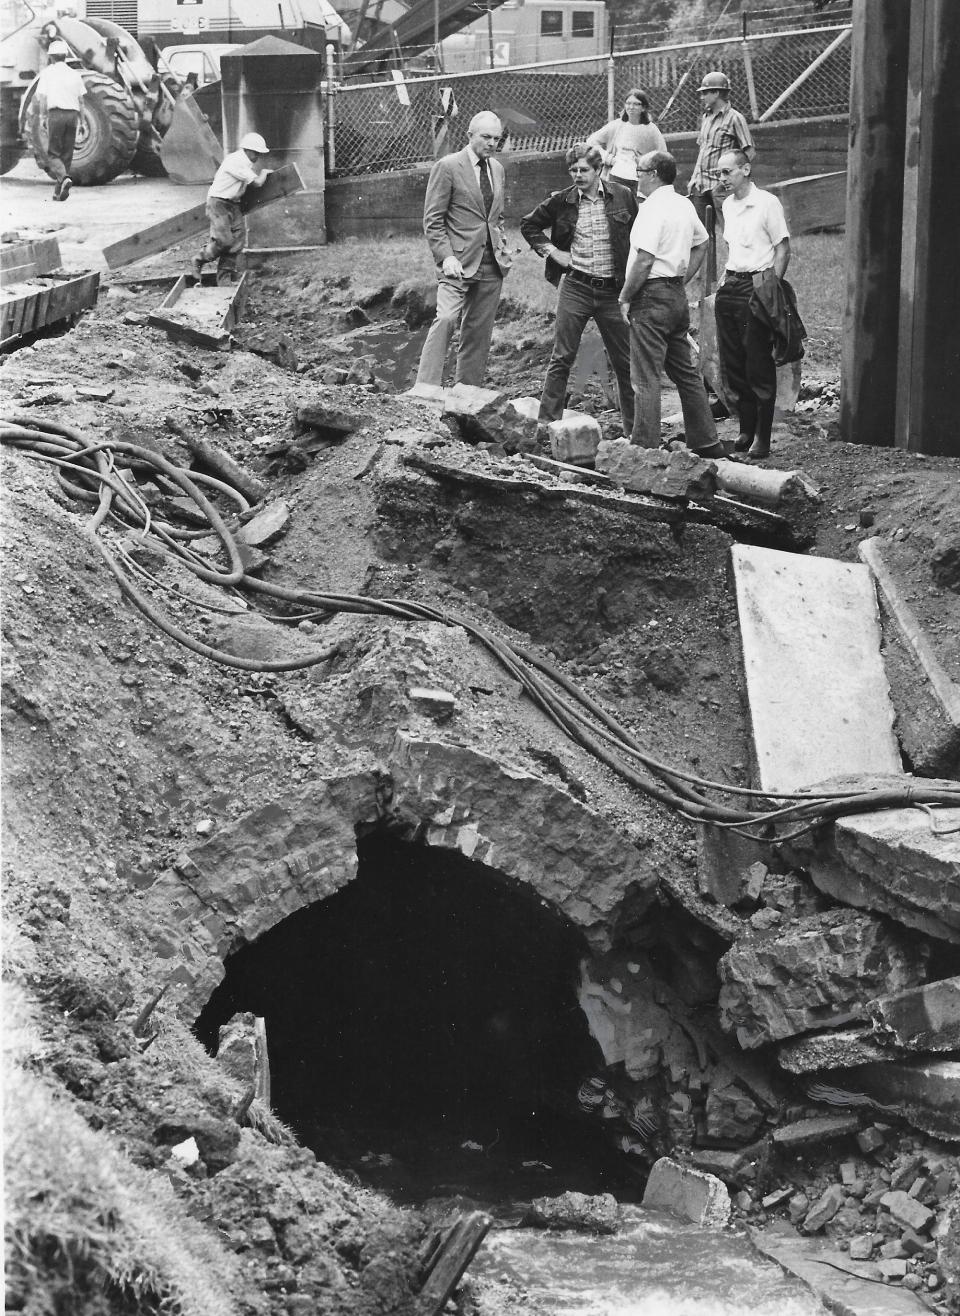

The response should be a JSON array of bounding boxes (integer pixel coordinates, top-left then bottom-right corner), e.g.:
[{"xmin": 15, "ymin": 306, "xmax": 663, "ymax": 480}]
[{"xmin": 415, "ymin": 111, "xmax": 511, "ymax": 390}]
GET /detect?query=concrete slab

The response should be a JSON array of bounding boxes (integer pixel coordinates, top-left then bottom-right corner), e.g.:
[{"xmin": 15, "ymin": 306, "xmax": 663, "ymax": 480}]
[
  {"xmin": 730, "ymin": 545, "xmax": 901, "ymax": 793},
  {"xmin": 844, "ymin": 1058, "xmax": 960, "ymax": 1141},
  {"xmin": 642, "ymin": 1156, "xmax": 731, "ymax": 1227},
  {"xmin": 788, "ymin": 780, "xmax": 960, "ymax": 943},
  {"xmin": 750, "ymin": 1225, "xmax": 929, "ymax": 1316},
  {"xmin": 869, "ymin": 976, "xmax": 960, "ymax": 1052}
]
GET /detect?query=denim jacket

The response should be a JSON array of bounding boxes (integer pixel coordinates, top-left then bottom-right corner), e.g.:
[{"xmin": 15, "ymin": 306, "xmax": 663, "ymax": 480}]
[{"xmin": 520, "ymin": 179, "xmax": 638, "ymax": 289}]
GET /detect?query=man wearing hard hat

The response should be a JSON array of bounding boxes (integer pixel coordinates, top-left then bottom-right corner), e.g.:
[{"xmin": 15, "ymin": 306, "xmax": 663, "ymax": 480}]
[
  {"xmin": 687, "ymin": 71, "xmax": 754, "ymax": 228},
  {"xmin": 193, "ymin": 133, "xmax": 271, "ymax": 286},
  {"xmin": 34, "ymin": 39, "xmax": 86, "ymax": 201}
]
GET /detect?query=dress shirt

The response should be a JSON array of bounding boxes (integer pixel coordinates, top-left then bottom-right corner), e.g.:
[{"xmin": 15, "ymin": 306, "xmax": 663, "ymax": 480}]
[
  {"xmin": 36, "ymin": 61, "xmax": 85, "ymax": 112},
  {"xmin": 629, "ymin": 185, "xmax": 707, "ymax": 278},
  {"xmin": 570, "ymin": 184, "xmax": 616, "ymax": 279},
  {"xmin": 722, "ymin": 183, "xmax": 789, "ymax": 272}
]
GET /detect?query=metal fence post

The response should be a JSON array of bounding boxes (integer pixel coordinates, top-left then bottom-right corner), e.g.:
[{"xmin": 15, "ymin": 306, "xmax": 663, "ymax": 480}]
[
  {"xmin": 326, "ymin": 43, "xmax": 337, "ymax": 174},
  {"xmin": 606, "ymin": 54, "xmax": 615, "ymax": 120},
  {"xmin": 741, "ymin": 13, "xmax": 759, "ymax": 120}
]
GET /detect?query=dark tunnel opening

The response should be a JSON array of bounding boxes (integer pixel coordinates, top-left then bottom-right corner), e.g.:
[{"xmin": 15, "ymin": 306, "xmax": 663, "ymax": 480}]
[{"xmin": 196, "ymin": 831, "xmax": 643, "ymax": 1202}]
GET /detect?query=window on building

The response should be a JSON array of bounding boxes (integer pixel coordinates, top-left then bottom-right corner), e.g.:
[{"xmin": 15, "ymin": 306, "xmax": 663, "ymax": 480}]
[
  {"xmin": 540, "ymin": 10, "xmax": 564, "ymax": 36},
  {"xmin": 572, "ymin": 10, "xmax": 595, "ymax": 37}
]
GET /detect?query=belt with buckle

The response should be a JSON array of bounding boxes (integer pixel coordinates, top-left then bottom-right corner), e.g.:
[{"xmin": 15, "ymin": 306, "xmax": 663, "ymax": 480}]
[
  {"xmin": 646, "ymin": 276, "xmax": 683, "ymax": 284},
  {"xmin": 727, "ymin": 269, "xmax": 765, "ymax": 279},
  {"xmin": 567, "ymin": 268, "xmax": 617, "ymax": 290}
]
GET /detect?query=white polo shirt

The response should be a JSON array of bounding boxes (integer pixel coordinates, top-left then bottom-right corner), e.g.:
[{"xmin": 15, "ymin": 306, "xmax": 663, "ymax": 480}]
[
  {"xmin": 629, "ymin": 184, "xmax": 707, "ymax": 278},
  {"xmin": 722, "ymin": 182, "xmax": 789, "ymax": 272},
  {"xmin": 36, "ymin": 61, "xmax": 85, "ymax": 112}
]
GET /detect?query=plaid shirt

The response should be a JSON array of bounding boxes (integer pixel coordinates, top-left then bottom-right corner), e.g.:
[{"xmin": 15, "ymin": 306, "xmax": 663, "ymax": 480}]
[
  {"xmin": 570, "ymin": 185, "xmax": 616, "ymax": 279},
  {"xmin": 690, "ymin": 102, "xmax": 753, "ymax": 192}
]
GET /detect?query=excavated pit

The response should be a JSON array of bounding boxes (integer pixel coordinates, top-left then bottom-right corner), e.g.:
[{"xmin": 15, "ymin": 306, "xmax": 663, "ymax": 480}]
[{"xmin": 195, "ymin": 830, "xmax": 642, "ymax": 1202}]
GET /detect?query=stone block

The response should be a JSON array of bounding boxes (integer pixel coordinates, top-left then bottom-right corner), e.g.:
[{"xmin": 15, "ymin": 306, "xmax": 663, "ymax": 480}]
[
  {"xmin": 849, "ymin": 1235, "xmax": 874, "ymax": 1261},
  {"xmin": 856, "ymin": 1125, "xmax": 888, "ymax": 1155},
  {"xmin": 843, "ymin": 1058, "xmax": 960, "ymax": 1141},
  {"xmin": 802, "ymin": 1183, "xmax": 844, "ymax": 1233},
  {"xmin": 526, "ymin": 1191, "xmax": 619, "ymax": 1234},
  {"xmin": 778, "ymin": 1027, "xmax": 889, "ymax": 1074},
  {"xmin": 292, "ymin": 396, "xmax": 369, "ymax": 437},
  {"xmin": 441, "ymin": 385, "xmax": 541, "ymax": 453},
  {"xmin": 877, "ymin": 1258, "xmax": 909, "ymax": 1281},
  {"xmin": 718, "ymin": 909, "xmax": 927, "ymax": 1049},
  {"xmin": 596, "ymin": 438, "xmax": 717, "ymax": 501},
  {"xmin": 642, "ymin": 1157, "xmax": 731, "ymax": 1227},
  {"xmin": 238, "ymin": 500, "xmax": 291, "ymax": 548},
  {"xmin": 547, "ymin": 414, "xmax": 602, "ymax": 467},
  {"xmin": 772, "ymin": 1116, "xmax": 861, "ymax": 1149},
  {"xmin": 696, "ymin": 823, "xmax": 769, "ymax": 908},
  {"xmin": 407, "ymin": 687, "xmax": 457, "ymax": 719},
  {"xmin": 731, "ymin": 544, "xmax": 901, "ymax": 794},
  {"xmin": 869, "ymin": 977, "xmax": 960, "ymax": 1053},
  {"xmin": 881, "ymin": 1192, "xmax": 936, "ymax": 1234}
]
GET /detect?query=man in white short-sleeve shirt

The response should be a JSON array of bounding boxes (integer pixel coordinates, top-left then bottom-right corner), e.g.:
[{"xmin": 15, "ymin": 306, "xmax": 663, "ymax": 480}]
[
  {"xmin": 34, "ymin": 40, "xmax": 85, "ymax": 201},
  {"xmin": 618, "ymin": 150, "xmax": 725, "ymax": 456},
  {"xmin": 715, "ymin": 149, "xmax": 791, "ymax": 459}
]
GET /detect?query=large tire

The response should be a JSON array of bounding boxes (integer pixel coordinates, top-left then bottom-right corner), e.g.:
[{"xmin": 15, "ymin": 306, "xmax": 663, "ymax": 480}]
[{"xmin": 25, "ymin": 71, "xmax": 138, "ymax": 186}]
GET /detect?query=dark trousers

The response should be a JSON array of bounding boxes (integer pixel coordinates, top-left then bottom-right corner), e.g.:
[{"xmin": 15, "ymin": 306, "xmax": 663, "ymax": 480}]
[
  {"xmin": 715, "ymin": 275, "xmax": 777, "ymax": 444},
  {"xmin": 540, "ymin": 273, "xmax": 634, "ymax": 435},
  {"xmin": 46, "ymin": 108, "xmax": 78, "ymax": 185},
  {"xmin": 628, "ymin": 279, "xmax": 717, "ymax": 451}
]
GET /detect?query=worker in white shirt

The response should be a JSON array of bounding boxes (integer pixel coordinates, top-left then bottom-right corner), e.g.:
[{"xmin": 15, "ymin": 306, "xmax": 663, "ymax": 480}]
[
  {"xmin": 193, "ymin": 133, "xmax": 271, "ymax": 286},
  {"xmin": 34, "ymin": 40, "xmax": 86, "ymax": 201}
]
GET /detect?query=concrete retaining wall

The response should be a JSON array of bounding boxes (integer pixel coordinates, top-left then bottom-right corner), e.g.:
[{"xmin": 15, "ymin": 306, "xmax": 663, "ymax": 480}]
[{"xmin": 325, "ymin": 114, "xmax": 849, "ymax": 241}]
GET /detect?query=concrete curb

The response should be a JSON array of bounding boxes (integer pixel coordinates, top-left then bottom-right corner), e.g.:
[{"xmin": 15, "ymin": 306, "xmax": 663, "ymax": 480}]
[{"xmin": 859, "ymin": 537, "xmax": 960, "ymax": 731}]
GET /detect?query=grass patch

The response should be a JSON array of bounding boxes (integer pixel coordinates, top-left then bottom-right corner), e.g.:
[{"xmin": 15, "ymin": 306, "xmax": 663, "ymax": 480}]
[{"xmin": 4, "ymin": 985, "xmax": 243, "ymax": 1316}]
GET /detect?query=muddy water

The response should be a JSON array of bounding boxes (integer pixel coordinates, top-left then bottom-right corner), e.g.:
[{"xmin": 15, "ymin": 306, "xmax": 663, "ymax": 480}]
[
  {"xmin": 473, "ymin": 1208, "xmax": 828, "ymax": 1316},
  {"xmin": 345, "ymin": 321, "xmax": 428, "ymax": 390}
]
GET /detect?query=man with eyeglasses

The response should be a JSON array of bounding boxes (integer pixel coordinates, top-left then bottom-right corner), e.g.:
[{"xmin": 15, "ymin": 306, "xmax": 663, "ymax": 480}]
[
  {"xmin": 618, "ymin": 151, "xmax": 727, "ymax": 458},
  {"xmin": 520, "ymin": 143, "xmax": 638, "ymax": 436}
]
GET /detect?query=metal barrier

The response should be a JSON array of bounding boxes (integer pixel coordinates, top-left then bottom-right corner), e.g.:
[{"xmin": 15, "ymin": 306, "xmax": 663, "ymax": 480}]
[{"xmin": 331, "ymin": 22, "xmax": 852, "ymax": 176}]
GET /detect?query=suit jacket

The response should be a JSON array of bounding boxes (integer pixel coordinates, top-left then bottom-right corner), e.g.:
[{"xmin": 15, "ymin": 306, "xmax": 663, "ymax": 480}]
[{"xmin": 423, "ymin": 147, "xmax": 510, "ymax": 279}]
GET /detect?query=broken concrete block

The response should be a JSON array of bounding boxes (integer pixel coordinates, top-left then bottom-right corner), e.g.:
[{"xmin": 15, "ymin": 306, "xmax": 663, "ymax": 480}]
[
  {"xmin": 441, "ymin": 385, "xmax": 541, "ymax": 453},
  {"xmin": 595, "ymin": 438, "xmax": 717, "ymax": 501},
  {"xmin": 868, "ymin": 976, "xmax": 960, "ymax": 1053},
  {"xmin": 696, "ymin": 823, "xmax": 768, "ymax": 908},
  {"xmin": 772, "ymin": 1115, "xmax": 861, "ymax": 1149},
  {"xmin": 842, "ymin": 1058, "xmax": 960, "ymax": 1141},
  {"xmin": 292, "ymin": 396, "xmax": 369, "ymax": 437},
  {"xmin": 718, "ymin": 909, "xmax": 927, "ymax": 1049},
  {"xmin": 408, "ymin": 687, "xmax": 456, "ymax": 720},
  {"xmin": 777, "ymin": 1027, "xmax": 891, "ymax": 1074},
  {"xmin": 704, "ymin": 1082, "xmax": 764, "ymax": 1143},
  {"xmin": 878, "ymin": 1258, "xmax": 909, "ymax": 1282},
  {"xmin": 761, "ymin": 1187, "xmax": 793, "ymax": 1210},
  {"xmin": 526, "ymin": 1191, "xmax": 619, "ymax": 1234},
  {"xmin": 76, "ymin": 385, "xmax": 115, "ymax": 401},
  {"xmin": 642, "ymin": 1156, "xmax": 731, "ymax": 1227},
  {"xmin": 238, "ymin": 500, "xmax": 291, "ymax": 549},
  {"xmin": 802, "ymin": 1183, "xmax": 844, "ymax": 1233},
  {"xmin": 849, "ymin": 1235, "xmax": 874, "ymax": 1261},
  {"xmin": 547, "ymin": 414, "xmax": 601, "ymax": 467},
  {"xmin": 881, "ymin": 1192, "xmax": 936, "ymax": 1235},
  {"xmin": 730, "ymin": 545, "xmax": 901, "ymax": 794},
  {"xmin": 788, "ymin": 782, "xmax": 960, "ymax": 944},
  {"xmin": 857, "ymin": 1126, "xmax": 888, "ymax": 1155}
]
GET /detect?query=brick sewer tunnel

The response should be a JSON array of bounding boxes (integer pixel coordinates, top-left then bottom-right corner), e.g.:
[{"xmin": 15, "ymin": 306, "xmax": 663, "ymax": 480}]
[{"xmin": 194, "ymin": 829, "xmax": 644, "ymax": 1198}]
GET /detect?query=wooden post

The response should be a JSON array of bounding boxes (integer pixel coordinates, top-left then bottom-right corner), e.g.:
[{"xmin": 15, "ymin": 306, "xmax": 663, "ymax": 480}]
[
  {"xmin": 839, "ymin": 0, "xmax": 909, "ymax": 447},
  {"xmin": 895, "ymin": 0, "xmax": 960, "ymax": 455}
]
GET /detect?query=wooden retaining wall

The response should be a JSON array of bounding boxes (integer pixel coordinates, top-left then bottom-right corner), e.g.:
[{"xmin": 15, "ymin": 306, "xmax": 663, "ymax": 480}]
[{"xmin": 325, "ymin": 114, "xmax": 849, "ymax": 241}]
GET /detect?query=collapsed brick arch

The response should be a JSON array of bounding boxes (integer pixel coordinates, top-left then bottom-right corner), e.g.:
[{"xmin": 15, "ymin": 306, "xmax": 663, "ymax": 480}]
[{"xmin": 142, "ymin": 732, "xmax": 660, "ymax": 1015}]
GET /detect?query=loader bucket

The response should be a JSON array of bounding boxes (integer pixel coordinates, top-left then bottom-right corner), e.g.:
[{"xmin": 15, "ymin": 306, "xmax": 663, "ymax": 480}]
[{"xmin": 160, "ymin": 91, "xmax": 223, "ymax": 184}]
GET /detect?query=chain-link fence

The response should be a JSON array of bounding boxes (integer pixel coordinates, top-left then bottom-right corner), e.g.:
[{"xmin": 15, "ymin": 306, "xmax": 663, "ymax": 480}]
[{"xmin": 332, "ymin": 21, "xmax": 851, "ymax": 176}]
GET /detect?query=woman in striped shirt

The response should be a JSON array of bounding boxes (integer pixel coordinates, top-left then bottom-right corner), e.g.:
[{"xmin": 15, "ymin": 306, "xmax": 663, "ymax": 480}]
[{"xmin": 587, "ymin": 88, "xmax": 667, "ymax": 198}]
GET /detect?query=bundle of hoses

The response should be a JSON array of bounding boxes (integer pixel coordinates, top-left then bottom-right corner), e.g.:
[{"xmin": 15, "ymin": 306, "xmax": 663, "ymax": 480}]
[{"xmin": 3, "ymin": 412, "xmax": 958, "ymax": 843}]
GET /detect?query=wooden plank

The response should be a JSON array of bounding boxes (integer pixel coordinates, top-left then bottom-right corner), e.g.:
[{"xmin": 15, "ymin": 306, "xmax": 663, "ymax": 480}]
[
  {"xmin": 417, "ymin": 1212, "xmax": 491, "ymax": 1316},
  {"xmin": 767, "ymin": 171, "xmax": 847, "ymax": 235},
  {"xmin": 0, "ymin": 237, "xmax": 62, "ymax": 282},
  {"xmin": 103, "ymin": 163, "xmax": 305, "ymax": 269},
  {"xmin": 0, "ymin": 271, "xmax": 99, "ymax": 347},
  {"xmin": 148, "ymin": 273, "xmax": 246, "ymax": 350}
]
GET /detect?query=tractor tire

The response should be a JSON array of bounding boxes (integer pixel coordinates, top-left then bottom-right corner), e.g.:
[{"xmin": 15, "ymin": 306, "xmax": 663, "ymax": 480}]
[{"xmin": 25, "ymin": 71, "xmax": 138, "ymax": 186}]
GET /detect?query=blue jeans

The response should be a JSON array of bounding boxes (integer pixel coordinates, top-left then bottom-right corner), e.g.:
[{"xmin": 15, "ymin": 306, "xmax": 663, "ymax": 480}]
[
  {"xmin": 540, "ymin": 273, "xmax": 634, "ymax": 434},
  {"xmin": 628, "ymin": 279, "xmax": 718, "ymax": 451}
]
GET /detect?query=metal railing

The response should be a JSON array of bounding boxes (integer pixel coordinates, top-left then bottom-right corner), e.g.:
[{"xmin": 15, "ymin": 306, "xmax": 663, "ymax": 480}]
[{"xmin": 330, "ymin": 21, "xmax": 851, "ymax": 176}]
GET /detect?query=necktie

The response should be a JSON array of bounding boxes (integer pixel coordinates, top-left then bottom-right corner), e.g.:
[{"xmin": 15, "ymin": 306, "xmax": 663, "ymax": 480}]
[{"xmin": 478, "ymin": 158, "xmax": 493, "ymax": 215}]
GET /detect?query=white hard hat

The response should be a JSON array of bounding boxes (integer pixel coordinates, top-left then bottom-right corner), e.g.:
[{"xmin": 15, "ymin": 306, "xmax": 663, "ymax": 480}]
[
  {"xmin": 48, "ymin": 39, "xmax": 70, "ymax": 57},
  {"xmin": 239, "ymin": 132, "xmax": 269, "ymax": 154}
]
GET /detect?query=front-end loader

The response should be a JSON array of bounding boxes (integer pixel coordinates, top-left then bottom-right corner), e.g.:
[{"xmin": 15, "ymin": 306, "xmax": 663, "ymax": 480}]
[{"xmin": 1, "ymin": 2, "xmax": 182, "ymax": 184}]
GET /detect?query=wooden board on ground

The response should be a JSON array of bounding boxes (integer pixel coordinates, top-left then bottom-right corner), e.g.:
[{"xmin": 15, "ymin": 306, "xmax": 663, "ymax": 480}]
[
  {"xmin": 767, "ymin": 171, "xmax": 847, "ymax": 235},
  {"xmin": 102, "ymin": 163, "xmax": 305, "ymax": 270},
  {"xmin": 1, "ymin": 237, "xmax": 62, "ymax": 285},
  {"xmin": 417, "ymin": 1212, "xmax": 491, "ymax": 1315},
  {"xmin": 1, "ymin": 272, "xmax": 100, "ymax": 348},
  {"xmin": 148, "ymin": 273, "xmax": 248, "ymax": 350}
]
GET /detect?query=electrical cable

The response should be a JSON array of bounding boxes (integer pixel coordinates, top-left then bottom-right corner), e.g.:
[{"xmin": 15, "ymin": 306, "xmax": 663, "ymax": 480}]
[{"xmin": 3, "ymin": 417, "xmax": 958, "ymax": 841}]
